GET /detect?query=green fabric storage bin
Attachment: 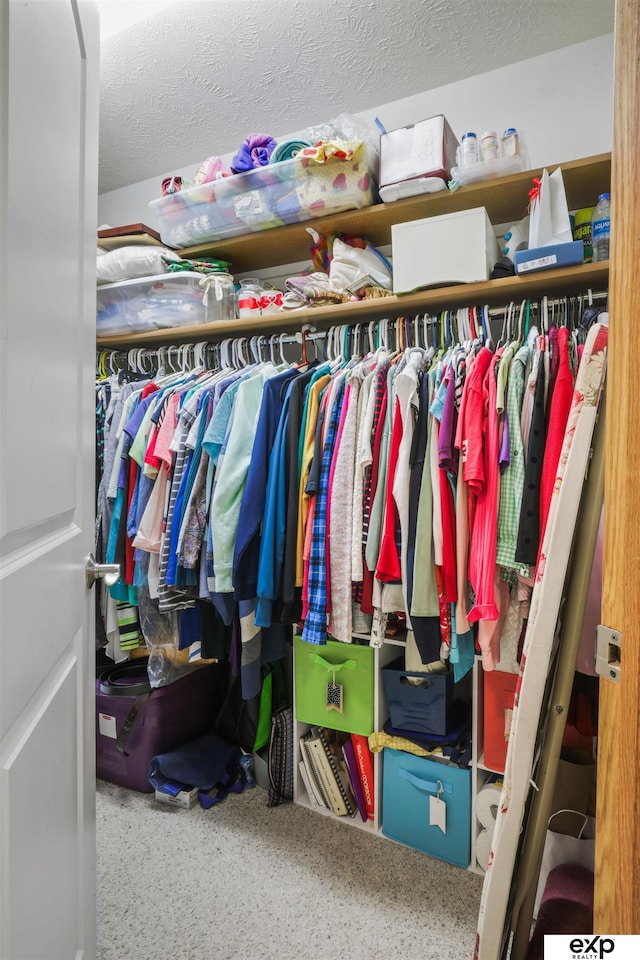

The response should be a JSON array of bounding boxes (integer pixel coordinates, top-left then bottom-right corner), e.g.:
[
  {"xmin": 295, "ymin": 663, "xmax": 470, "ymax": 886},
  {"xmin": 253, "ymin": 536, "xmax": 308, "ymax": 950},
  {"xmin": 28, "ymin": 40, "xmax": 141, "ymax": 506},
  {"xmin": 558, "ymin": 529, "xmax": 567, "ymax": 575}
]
[{"xmin": 294, "ymin": 635, "xmax": 374, "ymax": 736}]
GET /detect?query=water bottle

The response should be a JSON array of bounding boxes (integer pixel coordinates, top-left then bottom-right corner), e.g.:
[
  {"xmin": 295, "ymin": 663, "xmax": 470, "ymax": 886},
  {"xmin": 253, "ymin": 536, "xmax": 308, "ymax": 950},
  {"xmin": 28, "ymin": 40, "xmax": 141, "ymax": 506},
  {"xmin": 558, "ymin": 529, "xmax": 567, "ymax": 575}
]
[{"xmin": 591, "ymin": 193, "xmax": 611, "ymax": 262}]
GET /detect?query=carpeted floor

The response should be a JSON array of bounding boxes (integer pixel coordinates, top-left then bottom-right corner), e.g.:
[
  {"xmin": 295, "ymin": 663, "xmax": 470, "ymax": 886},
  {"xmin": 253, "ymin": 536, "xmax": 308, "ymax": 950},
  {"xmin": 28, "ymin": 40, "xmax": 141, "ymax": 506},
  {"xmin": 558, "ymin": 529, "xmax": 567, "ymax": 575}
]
[{"xmin": 96, "ymin": 779, "xmax": 482, "ymax": 960}]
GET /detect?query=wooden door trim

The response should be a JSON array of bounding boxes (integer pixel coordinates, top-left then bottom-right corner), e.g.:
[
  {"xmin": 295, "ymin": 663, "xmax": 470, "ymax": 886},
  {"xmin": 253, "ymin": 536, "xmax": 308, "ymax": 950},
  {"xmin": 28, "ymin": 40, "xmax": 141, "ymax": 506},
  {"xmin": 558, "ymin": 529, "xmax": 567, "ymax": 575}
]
[{"xmin": 595, "ymin": 0, "xmax": 640, "ymax": 934}]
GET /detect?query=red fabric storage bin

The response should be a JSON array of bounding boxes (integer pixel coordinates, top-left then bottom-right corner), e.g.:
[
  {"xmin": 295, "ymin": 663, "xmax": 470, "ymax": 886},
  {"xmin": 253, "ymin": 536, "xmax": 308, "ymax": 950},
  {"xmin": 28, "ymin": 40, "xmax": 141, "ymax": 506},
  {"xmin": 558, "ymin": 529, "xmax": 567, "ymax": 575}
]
[{"xmin": 483, "ymin": 669, "xmax": 519, "ymax": 774}]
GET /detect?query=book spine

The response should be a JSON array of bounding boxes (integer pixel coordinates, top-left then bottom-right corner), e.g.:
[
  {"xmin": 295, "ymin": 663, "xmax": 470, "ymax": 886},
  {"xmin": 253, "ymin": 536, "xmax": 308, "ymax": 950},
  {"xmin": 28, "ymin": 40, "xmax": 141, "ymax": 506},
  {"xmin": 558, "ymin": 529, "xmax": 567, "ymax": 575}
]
[
  {"xmin": 298, "ymin": 760, "xmax": 319, "ymax": 808},
  {"xmin": 343, "ymin": 740, "xmax": 368, "ymax": 823},
  {"xmin": 318, "ymin": 728, "xmax": 355, "ymax": 817},
  {"xmin": 350, "ymin": 733, "xmax": 375, "ymax": 820},
  {"xmin": 300, "ymin": 737, "xmax": 330, "ymax": 809},
  {"xmin": 307, "ymin": 738, "xmax": 347, "ymax": 816}
]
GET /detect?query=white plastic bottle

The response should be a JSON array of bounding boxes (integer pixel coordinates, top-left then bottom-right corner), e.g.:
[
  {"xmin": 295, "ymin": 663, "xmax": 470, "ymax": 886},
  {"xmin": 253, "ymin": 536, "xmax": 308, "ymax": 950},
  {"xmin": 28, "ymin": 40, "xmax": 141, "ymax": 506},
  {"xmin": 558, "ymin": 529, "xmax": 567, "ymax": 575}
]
[
  {"xmin": 459, "ymin": 132, "xmax": 478, "ymax": 167},
  {"xmin": 591, "ymin": 193, "xmax": 611, "ymax": 262},
  {"xmin": 500, "ymin": 128, "xmax": 520, "ymax": 158},
  {"xmin": 480, "ymin": 131, "xmax": 499, "ymax": 162}
]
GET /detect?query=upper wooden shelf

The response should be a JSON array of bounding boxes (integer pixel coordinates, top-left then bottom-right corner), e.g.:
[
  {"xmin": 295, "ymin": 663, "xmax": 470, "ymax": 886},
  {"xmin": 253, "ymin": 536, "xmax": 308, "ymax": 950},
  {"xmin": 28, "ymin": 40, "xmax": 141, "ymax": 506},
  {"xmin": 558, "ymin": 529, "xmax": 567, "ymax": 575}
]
[
  {"xmin": 178, "ymin": 153, "xmax": 611, "ymax": 273},
  {"xmin": 97, "ymin": 153, "xmax": 611, "ymax": 348},
  {"xmin": 96, "ymin": 261, "xmax": 609, "ymax": 348}
]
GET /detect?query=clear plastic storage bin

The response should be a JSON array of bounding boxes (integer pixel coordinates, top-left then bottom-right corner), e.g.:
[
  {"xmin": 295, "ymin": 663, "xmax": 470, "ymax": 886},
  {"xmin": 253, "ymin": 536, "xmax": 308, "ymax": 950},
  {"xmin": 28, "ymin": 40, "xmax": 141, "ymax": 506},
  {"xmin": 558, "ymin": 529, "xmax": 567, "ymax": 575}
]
[
  {"xmin": 150, "ymin": 147, "xmax": 376, "ymax": 249},
  {"xmin": 96, "ymin": 272, "xmax": 206, "ymax": 335}
]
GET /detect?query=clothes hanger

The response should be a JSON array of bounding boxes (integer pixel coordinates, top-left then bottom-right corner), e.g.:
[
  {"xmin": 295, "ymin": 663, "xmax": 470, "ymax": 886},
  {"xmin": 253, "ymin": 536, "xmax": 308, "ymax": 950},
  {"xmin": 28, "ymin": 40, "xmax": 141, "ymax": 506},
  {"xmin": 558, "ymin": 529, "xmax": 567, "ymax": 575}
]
[
  {"xmin": 294, "ymin": 327, "xmax": 310, "ymax": 367},
  {"xmin": 277, "ymin": 332, "xmax": 287, "ymax": 367},
  {"xmin": 96, "ymin": 351, "xmax": 107, "ymax": 380},
  {"xmin": 219, "ymin": 338, "xmax": 232, "ymax": 369},
  {"xmin": 249, "ymin": 335, "xmax": 261, "ymax": 365},
  {"xmin": 422, "ymin": 313, "xmax": 432, "ymax": 351},
  {"xmin": 178, "ymin": 343, "xmax": 191, "ymax": 370},
  {"xmin": 541, "ymin": 296, "xmax": 550, "ymax": 337},
  {"xmin": 394, "ymin": 317, "xmax": 402, "ymax": 353},
  {"xmin": 478, "ymin": 305, "xmax": 491, "ymax": 349},
  {"xmin": 516, "ymin": 300, "xmax": 526, "ymax": 346},
  {"xmin": 193, "ymin": 341, "xmax": 208, "ymax": 369},
  {"xmin": 367, "ymin": 319, "xmax": 377, "ymax": 356}
]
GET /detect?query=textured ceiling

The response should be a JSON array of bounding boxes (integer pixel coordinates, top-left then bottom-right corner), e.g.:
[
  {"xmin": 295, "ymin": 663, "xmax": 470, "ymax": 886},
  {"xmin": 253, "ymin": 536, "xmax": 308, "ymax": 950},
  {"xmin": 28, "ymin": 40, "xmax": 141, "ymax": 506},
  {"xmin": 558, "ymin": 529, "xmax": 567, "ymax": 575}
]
[{"xmin": 98, "ymin": 0, "xmax": 615, "ymax": 193}]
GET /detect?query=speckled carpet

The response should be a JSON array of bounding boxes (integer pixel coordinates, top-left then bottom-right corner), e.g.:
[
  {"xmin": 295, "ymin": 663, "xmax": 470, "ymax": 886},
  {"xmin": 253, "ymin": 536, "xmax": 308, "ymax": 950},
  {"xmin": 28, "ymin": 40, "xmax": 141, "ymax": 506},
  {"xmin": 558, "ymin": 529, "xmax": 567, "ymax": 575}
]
[{"xmin": 96, "ymin": 779, "xmax": 481, "ymax": 960}]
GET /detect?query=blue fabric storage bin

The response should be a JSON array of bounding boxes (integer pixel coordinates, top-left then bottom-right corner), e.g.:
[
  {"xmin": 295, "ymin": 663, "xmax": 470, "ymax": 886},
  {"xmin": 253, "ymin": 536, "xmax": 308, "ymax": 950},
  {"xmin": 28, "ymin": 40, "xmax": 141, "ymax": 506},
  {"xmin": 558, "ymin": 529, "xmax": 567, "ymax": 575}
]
[
  {"xmin": 381, "ymin": 748, "xmax": 471, "ymax": 867},
  {"xmin": 382, "ymin": 659, "xmax": 454, "ymax": 735}
]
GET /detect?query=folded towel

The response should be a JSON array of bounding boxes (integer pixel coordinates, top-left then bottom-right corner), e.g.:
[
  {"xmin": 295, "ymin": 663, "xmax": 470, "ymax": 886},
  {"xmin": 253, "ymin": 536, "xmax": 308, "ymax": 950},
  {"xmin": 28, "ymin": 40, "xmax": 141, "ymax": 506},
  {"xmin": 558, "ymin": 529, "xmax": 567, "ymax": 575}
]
[
  {"xmin": 231, "ymin": 133, "xmax": 277, "ymax": 174},
  {"xmin": 282, "ymin": 271, "xmax": 347, "ymax": 309},
  {"xmin": 194, "ymin": 155, "xmax": 231, "ymax": 184},
  {"xmin": 269, "ymin": 138, "xmax": 311, "ymax": 164}
]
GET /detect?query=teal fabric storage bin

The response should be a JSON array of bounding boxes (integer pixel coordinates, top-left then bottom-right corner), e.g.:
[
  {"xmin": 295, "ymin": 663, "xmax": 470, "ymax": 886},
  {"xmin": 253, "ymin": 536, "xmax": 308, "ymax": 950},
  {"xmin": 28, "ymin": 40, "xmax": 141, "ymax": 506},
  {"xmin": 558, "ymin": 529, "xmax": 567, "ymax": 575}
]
[
  {"xmin": 381, "ymin": 749, "xmax": 471, "ymax": 867},
  {"xmin": 294, "ymin": 635, "xmax": 374, "ymax": 736}
]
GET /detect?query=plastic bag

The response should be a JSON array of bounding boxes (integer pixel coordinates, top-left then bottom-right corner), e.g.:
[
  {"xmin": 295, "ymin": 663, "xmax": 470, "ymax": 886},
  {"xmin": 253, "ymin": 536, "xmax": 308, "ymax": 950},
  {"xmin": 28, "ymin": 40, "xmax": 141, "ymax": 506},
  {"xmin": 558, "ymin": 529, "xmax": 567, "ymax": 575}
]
[
  {"xmin": 328, "ymin": 236, "xmax": 392, "ymax": 292},
  {"xmin": 137, "ymin": 587, "xmax": 192, "ymax": 688},
  {"xmin": 96, "ymin": 245, "xmax": 181, "ymax": 285},
  {"xmin": 303, "ymin": 111, "xmax": 380, "ymax": 176}
]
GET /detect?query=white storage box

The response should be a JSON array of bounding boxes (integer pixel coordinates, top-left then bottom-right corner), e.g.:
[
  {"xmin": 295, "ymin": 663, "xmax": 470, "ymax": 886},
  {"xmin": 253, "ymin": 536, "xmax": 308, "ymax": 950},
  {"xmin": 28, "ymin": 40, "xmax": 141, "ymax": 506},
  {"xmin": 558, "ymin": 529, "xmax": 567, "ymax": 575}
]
[
  {"xmin": 154, "ymin": 787, "xmax": 199, "ymax": 809},
  {"xmin": 96, "ymin": 272, "xmax": 206, "ymax": 335},
  {"xmin": 391, "ymin": 207, "xmax": 500, "ymax": 294},
  {"xmin": 150, "ymin": 145, "xmax": 375, "ymax": 249},
  {"xmin": 379, "ymin": 115, "xmax": 459, "ymax": 203}
]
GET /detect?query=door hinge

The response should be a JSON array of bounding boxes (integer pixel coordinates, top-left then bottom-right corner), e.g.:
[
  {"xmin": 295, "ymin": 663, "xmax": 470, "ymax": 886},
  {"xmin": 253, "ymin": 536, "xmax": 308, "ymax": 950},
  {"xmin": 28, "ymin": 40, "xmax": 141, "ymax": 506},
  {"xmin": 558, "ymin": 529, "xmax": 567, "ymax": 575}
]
[{"xmin": 595, "ymin": 625, "xmax": 621, "ymax": 683}]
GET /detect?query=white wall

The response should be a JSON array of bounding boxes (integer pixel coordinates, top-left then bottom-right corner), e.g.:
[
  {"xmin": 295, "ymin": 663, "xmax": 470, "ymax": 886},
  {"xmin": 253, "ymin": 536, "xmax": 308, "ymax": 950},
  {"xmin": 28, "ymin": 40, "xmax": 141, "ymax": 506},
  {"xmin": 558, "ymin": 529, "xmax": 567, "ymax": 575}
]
[{"xmin": 98, "ymin": 32, "xmax": 614, "ymax": 232}]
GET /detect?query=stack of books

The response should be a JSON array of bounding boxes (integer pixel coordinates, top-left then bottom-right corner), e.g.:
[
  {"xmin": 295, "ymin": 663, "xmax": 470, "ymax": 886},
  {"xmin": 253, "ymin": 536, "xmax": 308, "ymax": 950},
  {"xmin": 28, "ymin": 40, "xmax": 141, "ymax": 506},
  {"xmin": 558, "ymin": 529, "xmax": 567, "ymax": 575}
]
[{"xmin": 299, "ymin": 726, "xmax": 375, "ymax": 822}]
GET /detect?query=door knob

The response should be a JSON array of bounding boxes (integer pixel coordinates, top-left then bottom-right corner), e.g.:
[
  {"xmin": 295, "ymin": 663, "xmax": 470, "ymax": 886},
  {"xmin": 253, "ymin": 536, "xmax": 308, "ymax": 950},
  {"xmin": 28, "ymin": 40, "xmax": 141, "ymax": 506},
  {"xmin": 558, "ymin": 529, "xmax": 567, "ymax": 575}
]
[{"xmin": 85, "ymin": 553, "xmax": 120, "ymax": 589}]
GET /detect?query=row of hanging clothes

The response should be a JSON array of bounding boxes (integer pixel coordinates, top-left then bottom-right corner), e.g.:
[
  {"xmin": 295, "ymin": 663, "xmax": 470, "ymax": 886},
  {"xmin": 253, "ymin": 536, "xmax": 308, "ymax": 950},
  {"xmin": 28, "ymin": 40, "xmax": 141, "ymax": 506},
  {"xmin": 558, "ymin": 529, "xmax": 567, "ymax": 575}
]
[{"xmin": 95, "ymin": 292, "xmax": 608, "ymax": 697}]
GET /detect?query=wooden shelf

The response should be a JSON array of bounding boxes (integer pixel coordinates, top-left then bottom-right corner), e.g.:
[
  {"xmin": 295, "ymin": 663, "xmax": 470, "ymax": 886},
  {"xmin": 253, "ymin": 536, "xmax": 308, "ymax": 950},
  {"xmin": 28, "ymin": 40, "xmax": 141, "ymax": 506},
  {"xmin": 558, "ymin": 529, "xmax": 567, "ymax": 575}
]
[
  {"xmin": 96, "ymin": 261, "xmax": 609, "ymax": 348},
  {"xmin": 178, "ymin": 153, "xmax": 611, "ymax": 273}
]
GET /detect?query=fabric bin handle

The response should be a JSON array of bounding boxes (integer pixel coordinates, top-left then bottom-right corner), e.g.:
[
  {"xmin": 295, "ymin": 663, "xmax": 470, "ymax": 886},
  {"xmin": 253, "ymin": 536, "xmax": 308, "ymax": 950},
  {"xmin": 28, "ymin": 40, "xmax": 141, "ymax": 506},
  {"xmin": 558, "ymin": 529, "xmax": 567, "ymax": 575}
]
[
  {"xmin": 398, "ymin": 768, "xmax": 454, "ymax": 796},
  {"xmin": 308, "ymin": 654, "xmax": 357, "ymax": 673}
]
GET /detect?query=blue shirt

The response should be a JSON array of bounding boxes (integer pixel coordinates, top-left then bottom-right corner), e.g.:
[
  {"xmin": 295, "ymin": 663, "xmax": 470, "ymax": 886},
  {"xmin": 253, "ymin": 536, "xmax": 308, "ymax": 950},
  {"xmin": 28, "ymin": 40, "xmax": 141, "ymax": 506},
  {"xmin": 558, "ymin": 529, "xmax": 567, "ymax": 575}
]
[
  {"xmin": 232, "ymin": 367, "xmax": 299, "ymax": 600},
  {"xmin": 254, "ymin": 384, "xmax": 294, "ymax": 627}
]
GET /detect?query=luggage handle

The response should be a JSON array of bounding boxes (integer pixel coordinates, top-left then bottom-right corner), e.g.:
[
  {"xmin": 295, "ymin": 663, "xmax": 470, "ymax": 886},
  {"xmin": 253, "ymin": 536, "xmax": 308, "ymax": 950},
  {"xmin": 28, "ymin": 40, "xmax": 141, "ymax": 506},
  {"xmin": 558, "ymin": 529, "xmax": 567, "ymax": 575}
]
[
  {"xmin": 99, "ymin": 661, "xmax": 151, "ymax": 698},
  {"xmin": 308, "ymin": 654, "xmax": 357, "ymax": 673},
  {"xmin": 116, "ymin": 692, "xmax": 152, "ymax": 756},
  {"xmin": 398, "ymin": 768, "xmax": 454, "ymax": 795}
]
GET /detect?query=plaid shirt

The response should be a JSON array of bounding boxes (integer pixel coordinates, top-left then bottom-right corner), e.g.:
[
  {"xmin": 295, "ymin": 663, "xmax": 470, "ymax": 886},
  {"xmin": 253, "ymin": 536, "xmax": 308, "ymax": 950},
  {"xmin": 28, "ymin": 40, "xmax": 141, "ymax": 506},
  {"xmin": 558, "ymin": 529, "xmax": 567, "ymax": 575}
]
[
  {"xmin": 302, "ymin": 378, "xmax": 346, "ymax": 645},
  {"xmin": 496, "ymin": 344, "xmax": 530, "ymax": 573}
]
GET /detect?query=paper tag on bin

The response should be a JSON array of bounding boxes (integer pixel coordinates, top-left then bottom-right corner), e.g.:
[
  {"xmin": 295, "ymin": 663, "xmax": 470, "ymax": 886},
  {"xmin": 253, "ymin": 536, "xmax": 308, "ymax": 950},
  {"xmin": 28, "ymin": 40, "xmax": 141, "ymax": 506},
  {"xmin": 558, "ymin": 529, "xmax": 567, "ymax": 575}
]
[
  {"xmin": 429, "ymin": 785, "xmax": 447, "ymax": 834},
  {"xmin": 325, "ymin": 663, "xmax": 344, "ymax": 713}
]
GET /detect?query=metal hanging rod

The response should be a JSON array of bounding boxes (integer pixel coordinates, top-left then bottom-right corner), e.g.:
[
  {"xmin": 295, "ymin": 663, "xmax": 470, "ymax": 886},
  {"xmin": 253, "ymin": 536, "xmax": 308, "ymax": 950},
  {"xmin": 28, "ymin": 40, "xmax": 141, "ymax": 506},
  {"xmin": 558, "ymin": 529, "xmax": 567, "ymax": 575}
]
[{"xmin": 486, "ymin": 288, "xmax": 608, "ymax": 318}]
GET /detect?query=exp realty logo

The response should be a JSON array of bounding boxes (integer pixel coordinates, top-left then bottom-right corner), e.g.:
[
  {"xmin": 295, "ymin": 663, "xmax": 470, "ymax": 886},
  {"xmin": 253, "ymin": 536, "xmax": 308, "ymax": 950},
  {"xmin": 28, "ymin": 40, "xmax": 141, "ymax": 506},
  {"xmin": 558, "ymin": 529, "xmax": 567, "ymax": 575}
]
[
  {"xmin": 545, "ymin": 935, "xmax": 640, "ymax": 959},
  {"xmin": 567, "ymin": 937, "xmax": 615, "ymax": 958}
]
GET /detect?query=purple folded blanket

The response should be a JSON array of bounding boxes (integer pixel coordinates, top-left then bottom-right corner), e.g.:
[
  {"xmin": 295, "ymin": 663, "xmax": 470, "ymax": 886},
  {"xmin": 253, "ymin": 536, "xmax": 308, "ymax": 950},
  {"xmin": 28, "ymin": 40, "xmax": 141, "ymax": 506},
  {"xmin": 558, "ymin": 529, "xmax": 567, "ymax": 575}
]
[{"xmin": 231, "ymin": 133, "xmax": 277, "ymax": 173}]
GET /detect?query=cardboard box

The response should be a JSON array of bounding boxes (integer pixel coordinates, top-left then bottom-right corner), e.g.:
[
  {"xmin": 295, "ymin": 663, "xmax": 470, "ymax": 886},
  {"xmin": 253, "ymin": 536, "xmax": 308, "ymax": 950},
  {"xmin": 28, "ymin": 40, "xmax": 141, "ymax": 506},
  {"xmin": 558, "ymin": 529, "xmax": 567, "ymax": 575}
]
[
  {"xmin": 154, "ymin": 787, "xmax": 199, "ymax": 809},
  {"xmin": 514, "ymin": 239, "xmax": 584, "ymax": 274},
  {"xmin": 392, "ymin": 206, "xmax": 499, "ymax": 294},
  {"xmin": 380, "ymin": 115, "xmax": 459, "ymax": 202}
]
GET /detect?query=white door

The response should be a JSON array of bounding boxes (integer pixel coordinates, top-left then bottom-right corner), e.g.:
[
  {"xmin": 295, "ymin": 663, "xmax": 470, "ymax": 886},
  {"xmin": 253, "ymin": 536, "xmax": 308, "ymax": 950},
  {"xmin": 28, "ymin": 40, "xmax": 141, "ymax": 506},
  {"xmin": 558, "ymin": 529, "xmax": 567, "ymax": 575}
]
[{"xmin": 0, "ymin": 1, "xmax": 99, "ymax": 958}]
